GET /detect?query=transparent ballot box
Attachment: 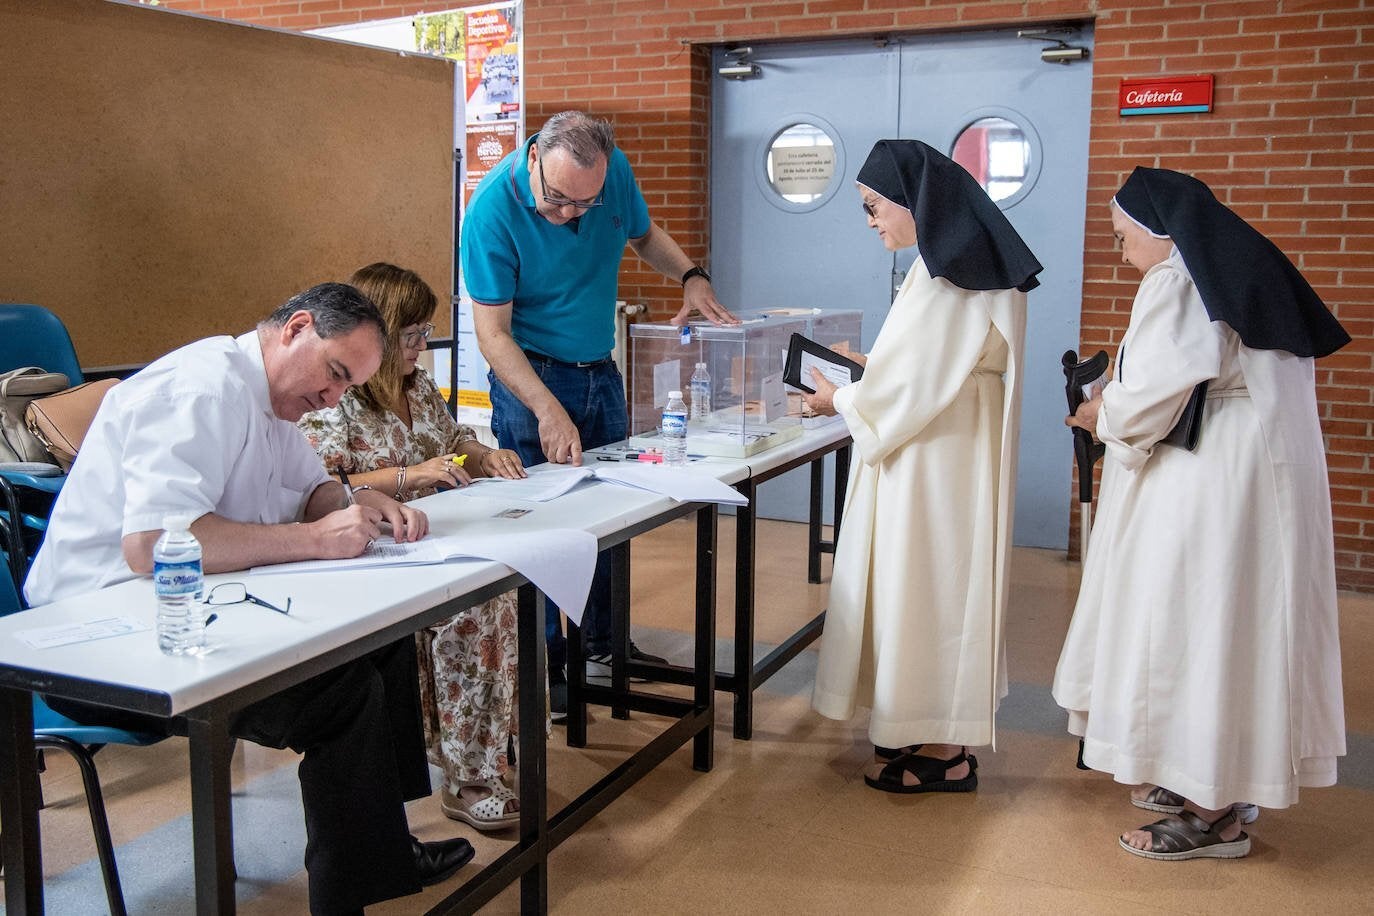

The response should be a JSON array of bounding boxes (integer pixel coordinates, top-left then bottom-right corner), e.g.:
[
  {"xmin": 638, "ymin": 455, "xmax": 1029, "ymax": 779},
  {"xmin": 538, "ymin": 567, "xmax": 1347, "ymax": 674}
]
[
  {"xmin": 627, "ymin": 313, "xmax": 810, "ymax": 458},
  {"xmin": 768, "ymin": 307, "xmax": 864, "ymax": 427}
]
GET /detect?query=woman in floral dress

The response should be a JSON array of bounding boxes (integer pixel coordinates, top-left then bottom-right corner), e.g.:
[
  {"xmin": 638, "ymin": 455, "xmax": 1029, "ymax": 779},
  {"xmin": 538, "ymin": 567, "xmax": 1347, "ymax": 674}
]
[{"xmin": 300, "ymin": 262, "xmax": 531, "ymax": 831}]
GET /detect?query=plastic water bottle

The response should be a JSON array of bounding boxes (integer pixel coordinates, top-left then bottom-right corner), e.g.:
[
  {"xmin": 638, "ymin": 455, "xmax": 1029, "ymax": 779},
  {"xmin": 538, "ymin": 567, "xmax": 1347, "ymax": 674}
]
[
  {"xmin": 662, "ymin": 390, "xmax": 688, "ymax": 467},
  {"xmin": 689, "ymin": 362, "xmax": 712, "ymax": 422},
  {"xmin": 154, "ymin": 514, "xmax": 205, "ymax": 656}
]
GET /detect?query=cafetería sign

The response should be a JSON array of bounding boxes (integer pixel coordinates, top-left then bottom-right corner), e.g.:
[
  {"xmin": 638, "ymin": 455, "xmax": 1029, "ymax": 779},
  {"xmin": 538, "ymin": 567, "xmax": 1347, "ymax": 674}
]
[{"xmin": 1118, "ymin": 75, "xmax": 1213, "ymax": 116}]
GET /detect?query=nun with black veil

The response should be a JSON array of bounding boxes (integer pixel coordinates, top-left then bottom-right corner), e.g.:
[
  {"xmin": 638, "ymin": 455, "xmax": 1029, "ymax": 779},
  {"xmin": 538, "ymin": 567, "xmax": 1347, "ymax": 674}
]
[
  {"xmin": 1054, "ymin": 167, "xmax": 1349, "ymax": 860},
  {"xmin": 805, "ymin": 139, "xmax": 1041, "ymax": 793}
]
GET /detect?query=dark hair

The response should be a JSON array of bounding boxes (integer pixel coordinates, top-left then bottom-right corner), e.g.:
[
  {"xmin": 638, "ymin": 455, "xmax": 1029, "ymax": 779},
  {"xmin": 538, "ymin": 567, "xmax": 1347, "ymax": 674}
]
[
  {"xmin": 261, "ymin": 282, "xmax": 385, "ymax": 343},
  {"xmin": 347, "ymin": 263, "xmax": 439, "ymax": 413},
  {"xmin": 536, "ymin": 110, "xmax": 615, "ymax": 169}
]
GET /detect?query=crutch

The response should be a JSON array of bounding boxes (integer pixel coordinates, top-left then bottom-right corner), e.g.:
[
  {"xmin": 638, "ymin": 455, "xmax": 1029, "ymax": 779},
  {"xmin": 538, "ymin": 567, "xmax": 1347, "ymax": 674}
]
[
  {"xmin": 1062, "ymin": 349, "xmax": 1108, "ymax": 772},
  {"xmin": 1061, "ymin": 349, "xmax": 1108, "ymax": 555}
]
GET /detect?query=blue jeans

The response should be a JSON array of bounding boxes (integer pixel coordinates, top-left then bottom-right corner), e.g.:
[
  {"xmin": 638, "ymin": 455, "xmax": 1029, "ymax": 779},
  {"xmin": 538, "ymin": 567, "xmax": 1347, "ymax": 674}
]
[{"xmin": 489, "ymin": 357, "xmax": 627, "ymax": 674}]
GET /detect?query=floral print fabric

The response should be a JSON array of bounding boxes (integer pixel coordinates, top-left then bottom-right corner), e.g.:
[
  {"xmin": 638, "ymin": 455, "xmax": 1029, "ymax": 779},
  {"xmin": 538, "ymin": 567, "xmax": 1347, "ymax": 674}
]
[
  {"xmin": 298, "ymin": 368, "xmax": 472, "ymax": 498},
  {"xmin": 299, "ymin": 368, "xmax": 528, "ymax": 786}
]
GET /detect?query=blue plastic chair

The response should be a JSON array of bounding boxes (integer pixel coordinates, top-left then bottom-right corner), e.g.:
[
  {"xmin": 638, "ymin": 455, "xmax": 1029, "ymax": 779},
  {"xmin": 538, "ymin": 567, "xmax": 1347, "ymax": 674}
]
[
  {"xmin": 0, "ymin": 304, "xmax": 83, "ymax": 386},
  {"xmin": 0, "ymin": 481, "xmax": 163, "ymax": 916},
  {"xmin": 0, "ymin": 304, "xmax": 83, "ymax": 555}
]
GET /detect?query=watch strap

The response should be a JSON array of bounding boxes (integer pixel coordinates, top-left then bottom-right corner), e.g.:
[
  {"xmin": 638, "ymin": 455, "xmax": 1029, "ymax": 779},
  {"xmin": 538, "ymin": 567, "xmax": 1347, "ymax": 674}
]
[{"xmin": 680, "ymin": 265, "xmax": 711, "ymax": 286}]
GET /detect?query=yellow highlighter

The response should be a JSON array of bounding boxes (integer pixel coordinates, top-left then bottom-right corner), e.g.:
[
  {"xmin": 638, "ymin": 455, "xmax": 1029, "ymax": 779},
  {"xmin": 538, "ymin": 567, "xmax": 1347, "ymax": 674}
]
[{"xmin": 452, "ymin": 454, "xmax": 467, "ymax": 467}]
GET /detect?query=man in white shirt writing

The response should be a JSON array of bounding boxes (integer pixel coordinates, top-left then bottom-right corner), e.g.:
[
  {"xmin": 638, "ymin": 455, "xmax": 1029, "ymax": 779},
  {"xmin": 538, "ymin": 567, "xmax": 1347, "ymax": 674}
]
[{"xmin": 26, "ymin": 283, "xmax": 472, "ymax": 915}]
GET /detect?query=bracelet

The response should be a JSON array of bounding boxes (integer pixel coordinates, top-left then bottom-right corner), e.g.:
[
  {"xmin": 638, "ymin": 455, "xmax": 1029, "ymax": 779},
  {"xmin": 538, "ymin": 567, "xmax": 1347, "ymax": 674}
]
[
  {"xmin": 680, "ymin": 265, "xmax": 711, "ymax": 286},
  {"xmin": 395, "ymin": 466, "xmax": 408, "ymax": 500},
  {"xmin": 352, "ymin": 485, "xmax": 375, "ymax": 495}
]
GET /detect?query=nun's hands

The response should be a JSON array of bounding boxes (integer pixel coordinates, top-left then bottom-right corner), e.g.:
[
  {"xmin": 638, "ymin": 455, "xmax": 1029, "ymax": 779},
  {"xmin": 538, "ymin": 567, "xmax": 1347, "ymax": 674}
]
[
  {"xmin": 832, "ymin": 341, "xmax": 868, "ymax": 368},
  {"xmin": 802, "ymin": 368, "xmax": 839, "ymax": 416},
  {"xmin": 1065, "ymin": 392, "xmax": 1102, "ymax": 434}
]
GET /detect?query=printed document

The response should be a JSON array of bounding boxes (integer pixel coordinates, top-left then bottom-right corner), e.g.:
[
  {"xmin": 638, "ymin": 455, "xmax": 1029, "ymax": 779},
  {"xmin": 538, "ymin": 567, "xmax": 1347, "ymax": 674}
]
[{"xmin": 248, "ymin": 528, "xmax": 597, "ymax": 624}]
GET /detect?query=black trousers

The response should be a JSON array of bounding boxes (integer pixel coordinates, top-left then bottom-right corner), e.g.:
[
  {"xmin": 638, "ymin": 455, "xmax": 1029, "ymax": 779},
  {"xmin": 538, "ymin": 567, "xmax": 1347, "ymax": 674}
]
[{"xmin": 45, "ymin": 638, "xmax": 432, "ymax": 915}]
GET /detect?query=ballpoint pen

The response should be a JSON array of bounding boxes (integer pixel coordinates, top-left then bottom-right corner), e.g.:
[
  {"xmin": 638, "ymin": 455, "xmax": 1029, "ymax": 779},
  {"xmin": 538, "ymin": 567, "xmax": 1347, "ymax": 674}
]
[{"xmin": 338, "ymin": 467, "xmax": 357, "ymax": 507}]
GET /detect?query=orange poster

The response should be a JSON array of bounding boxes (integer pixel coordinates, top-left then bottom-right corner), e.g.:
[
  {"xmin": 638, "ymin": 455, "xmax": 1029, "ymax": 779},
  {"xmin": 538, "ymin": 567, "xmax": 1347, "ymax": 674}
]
[
  {"xmin": 463, "ymin": 121, "xmax": 519, "ymax": 206},
  {"xmin": 464, "ymin": 6, "xmax": 521, "ymax": 123}
]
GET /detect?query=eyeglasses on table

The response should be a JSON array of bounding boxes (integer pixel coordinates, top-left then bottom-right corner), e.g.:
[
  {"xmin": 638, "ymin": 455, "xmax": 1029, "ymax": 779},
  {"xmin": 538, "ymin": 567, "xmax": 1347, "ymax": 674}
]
[{"xmin": 201, "ymin": 582, "xmax": 292, "ymax": 623}]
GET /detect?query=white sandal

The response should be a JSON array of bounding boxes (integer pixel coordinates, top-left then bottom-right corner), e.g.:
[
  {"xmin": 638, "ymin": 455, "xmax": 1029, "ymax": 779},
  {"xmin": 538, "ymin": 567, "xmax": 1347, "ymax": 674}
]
[{"xmin": 441, "ymin": 779, "xmax": 519, "ymax": 831}]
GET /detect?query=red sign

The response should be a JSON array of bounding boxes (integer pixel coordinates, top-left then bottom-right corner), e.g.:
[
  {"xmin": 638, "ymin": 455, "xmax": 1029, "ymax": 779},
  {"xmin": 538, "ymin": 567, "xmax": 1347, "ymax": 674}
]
[{"xmin": 1118, "ymin": 75, "xmax": 1213, "ymax": 116}]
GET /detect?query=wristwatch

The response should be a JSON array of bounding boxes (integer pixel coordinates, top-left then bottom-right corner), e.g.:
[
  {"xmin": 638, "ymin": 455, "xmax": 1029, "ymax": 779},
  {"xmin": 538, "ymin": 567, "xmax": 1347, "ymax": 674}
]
[{"xmin": 680, "ymin": 265, "xmax": 711, "ymax": 286}]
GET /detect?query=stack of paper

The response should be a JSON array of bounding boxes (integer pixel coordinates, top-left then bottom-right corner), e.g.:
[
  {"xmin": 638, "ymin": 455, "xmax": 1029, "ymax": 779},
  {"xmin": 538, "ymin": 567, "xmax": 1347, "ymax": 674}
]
[
  {"xmin": 457, "ymin": 463, "xmax": 748, "ymax": 507},
  {"xmin": 457, "ymin": 465, "xmax": 595, "ymax": 502},
  {"xmin": 590, "ymin": 465, "xmax": 748, "ymax": 506}
]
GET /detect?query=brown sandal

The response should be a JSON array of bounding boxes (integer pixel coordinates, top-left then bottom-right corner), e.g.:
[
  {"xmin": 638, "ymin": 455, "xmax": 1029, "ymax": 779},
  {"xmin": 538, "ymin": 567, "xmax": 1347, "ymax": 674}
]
[
  {"xmin": 1119, "ymin": 808, "xmax": 1251, "ymax": 861},
  {"xmin": 1131, "ymin": 784, "xmax": 1185, "ymax": 814}
]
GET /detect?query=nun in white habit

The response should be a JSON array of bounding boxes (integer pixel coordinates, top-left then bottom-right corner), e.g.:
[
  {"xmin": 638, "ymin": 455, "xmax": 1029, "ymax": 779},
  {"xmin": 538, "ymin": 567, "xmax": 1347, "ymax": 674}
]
[
  {"xmin": 805, "ymin": 139, "xmax": 1041, "ymax": 794},
  {"xmin": 1054, "ymin": 167, "xmax": 1349, "ymax": 860}
]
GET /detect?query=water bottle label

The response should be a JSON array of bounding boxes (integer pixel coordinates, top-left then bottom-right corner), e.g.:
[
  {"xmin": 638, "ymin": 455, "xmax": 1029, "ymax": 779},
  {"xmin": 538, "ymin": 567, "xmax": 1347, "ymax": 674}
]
[
  {"xmin": 154, "ymin": 560, "xmax": 203, "ymax": 597},
  {"xmin": 662, "ymin": 413, "xmax": 687, "ymax": 434}
]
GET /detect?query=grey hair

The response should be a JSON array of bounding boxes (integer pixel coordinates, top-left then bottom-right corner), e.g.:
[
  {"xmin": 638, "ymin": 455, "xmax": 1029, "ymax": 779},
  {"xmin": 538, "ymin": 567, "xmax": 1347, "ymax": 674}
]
[
  {"xmin": 260, "ymin": 282, "xmax": 385, "ymax": 343},
  {"xmin": 535, "ymin": 110, "xmax": 615, "ymax": 169}
]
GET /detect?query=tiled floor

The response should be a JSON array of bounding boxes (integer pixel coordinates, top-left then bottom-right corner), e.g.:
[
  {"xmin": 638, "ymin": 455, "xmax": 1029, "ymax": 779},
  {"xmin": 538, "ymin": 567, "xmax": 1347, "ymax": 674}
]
[{"xmin": 10, "ymin": 518, "xmax": 1373, "ymax": 914}]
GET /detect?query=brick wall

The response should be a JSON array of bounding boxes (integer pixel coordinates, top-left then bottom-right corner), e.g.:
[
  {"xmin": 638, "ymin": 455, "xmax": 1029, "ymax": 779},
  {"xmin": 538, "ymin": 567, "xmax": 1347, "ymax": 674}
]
[{"xmin": 156, "ymin": 0, "xmax": 1374, "ymax": 590}]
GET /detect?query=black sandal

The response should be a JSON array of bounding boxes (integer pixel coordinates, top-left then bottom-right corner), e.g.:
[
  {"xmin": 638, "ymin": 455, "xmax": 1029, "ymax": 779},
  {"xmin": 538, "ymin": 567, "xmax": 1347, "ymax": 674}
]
[
  {"xmin": 874, "ymin": 744, "xmax": 979, "ymax": 771},
  {"xmin": 864, "ymin": 748, "xmax": 978, "ymax": 794}
]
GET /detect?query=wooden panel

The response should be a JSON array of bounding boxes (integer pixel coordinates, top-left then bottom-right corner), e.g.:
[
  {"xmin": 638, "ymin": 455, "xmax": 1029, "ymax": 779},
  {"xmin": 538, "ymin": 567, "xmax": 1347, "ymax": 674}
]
[{"xmin": 0, "ymin": 0, "xmax": 454, "ymax": 366}]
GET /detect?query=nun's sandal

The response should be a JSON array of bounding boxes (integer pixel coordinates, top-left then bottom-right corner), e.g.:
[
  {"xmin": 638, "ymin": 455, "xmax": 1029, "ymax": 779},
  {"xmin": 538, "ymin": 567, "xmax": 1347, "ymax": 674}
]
[
  {"xmin": 1131, "ymin": 786, "xmax": 1259, "ymax": 825},
  {"xmin": 864, "ymin": 747, "xmax": 977, "ymax": 794},
  {"xmin": 1119, "ymin": 807, "xmax": 1251, "ymax": 861}
]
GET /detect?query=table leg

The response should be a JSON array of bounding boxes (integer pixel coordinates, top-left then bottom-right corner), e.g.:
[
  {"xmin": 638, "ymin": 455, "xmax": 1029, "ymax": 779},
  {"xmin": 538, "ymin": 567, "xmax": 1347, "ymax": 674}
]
[
  {"xmin": 608, "ymin": 540, "xmax": 630, "ymax": 721},
  {"xmin": 516, "ymin": 584, "xmax": 549, "ymax": 914},
  {"xmin": 694, "ymin": 504, "xmax": 717, "ymax": 772},
  {"xmin": 1, "ymin": 687, "xmax": 42, "ymax": 914},
  {"xmin": 833, "ymin": 444, "xmax": 850, "ymax": 542},
  {"xmin": 187, "ymin": 713, "xmax": 236, "ymax": 915},
  {"xmin": 807, "ymin": 459, "xmax": 824, "ymax": 583},
  {"xmin": 565, "ymin": 612, "xmax": 587, "ymax": 749},
  {"xmin": 732, "ymin": 479, "xmax": 756, "ymax": 741}
]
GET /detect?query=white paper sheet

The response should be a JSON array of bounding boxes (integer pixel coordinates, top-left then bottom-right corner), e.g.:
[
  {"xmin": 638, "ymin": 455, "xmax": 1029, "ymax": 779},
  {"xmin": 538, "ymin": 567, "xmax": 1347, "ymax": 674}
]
[
  {"xmin": 455, "ymin": 465, "xmax": 594, "ymax": 502},
  {"xmin": 247, "ymin": 529, "xmax": 598, "ymax": 623},
  {"xmin": 799, "ymin": 350, "xmax": 855, "ymax": 390},
  {"xmin": 591, "ymin": 465, "xmax": 749, "ymax": 506},
  {"xmin": 653, "ymin": 358, "xmax": 682, "ymax": 412},
  {"xmin": 761, "ymin": 370, "xmax": 787, "ymax": 421},
  {"xmin": 17, "ymin": 616, "xmax": 152, "ymax": 649}
]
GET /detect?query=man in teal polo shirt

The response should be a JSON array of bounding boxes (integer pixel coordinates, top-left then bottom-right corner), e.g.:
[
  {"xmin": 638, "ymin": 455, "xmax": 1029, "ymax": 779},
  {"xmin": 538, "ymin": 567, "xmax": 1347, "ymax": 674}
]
[{"xmin": 463, "ymin": 110, "xmax": 735, "ymax": 716}]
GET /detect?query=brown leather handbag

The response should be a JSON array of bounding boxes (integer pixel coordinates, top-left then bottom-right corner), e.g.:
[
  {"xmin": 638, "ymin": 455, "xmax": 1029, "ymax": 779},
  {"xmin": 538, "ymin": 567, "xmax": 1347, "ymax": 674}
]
[{"xmin": 25, "ymin": 378, "xmax": 119, "ymax": 471}]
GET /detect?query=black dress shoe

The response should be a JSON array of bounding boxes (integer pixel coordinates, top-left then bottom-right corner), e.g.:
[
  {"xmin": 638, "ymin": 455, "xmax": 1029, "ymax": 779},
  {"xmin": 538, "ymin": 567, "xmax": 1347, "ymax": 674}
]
[{"xmin": 411, "ymin": 834, "xmax": 474, "ymax": 887}]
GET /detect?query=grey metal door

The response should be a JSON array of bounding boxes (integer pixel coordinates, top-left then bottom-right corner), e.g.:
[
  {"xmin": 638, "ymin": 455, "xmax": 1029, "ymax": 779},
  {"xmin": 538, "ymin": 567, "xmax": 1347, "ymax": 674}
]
[{"xmin": 710, "ymin": 28, "xmax": 1093, "ymax": 548}]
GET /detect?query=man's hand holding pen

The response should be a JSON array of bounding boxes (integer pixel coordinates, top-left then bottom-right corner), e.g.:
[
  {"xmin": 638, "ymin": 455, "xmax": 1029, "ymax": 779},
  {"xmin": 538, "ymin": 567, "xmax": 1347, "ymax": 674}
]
[{"xmin": 334, "ymin": 468, "xmax": 428, "ymax": 556}]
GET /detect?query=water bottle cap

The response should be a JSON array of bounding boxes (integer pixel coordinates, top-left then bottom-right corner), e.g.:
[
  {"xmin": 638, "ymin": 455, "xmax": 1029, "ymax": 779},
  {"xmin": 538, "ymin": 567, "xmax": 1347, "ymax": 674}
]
[
  {"xmin": 162, "ymin": 513, "xmax": 197, "ymax": 532},
  {"xmin": 695, "ymin": 362, "xmax": 706, "ymax": 369},
  {"xmin": 669, "ymin": 390, "xmax": 682, "ymax": 399}
]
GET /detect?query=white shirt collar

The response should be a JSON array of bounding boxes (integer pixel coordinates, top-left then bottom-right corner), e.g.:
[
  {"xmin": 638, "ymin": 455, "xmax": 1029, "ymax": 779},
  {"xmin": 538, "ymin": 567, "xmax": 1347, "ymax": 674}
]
[{"xmin": 234, "ymin": 330, "xmax": 276, "ymax": 418}]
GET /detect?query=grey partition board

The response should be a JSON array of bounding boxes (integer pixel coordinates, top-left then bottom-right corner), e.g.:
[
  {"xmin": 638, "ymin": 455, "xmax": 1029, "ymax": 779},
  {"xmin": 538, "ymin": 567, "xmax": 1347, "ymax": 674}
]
[{"xmin": 0, "ymin": 0, "xmax": 455, "ymax": 366}]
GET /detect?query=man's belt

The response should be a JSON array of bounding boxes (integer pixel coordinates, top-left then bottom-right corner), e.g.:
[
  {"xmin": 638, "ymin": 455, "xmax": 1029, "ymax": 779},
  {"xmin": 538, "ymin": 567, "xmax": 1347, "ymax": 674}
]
[{"xmin": 522, "ymin": 349, "xmax": 614, "ymax": 369}]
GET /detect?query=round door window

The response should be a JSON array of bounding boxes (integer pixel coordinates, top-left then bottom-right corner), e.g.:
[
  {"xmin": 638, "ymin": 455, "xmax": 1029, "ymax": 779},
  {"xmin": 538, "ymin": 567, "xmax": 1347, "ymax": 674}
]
[
  {"xmin": 765, "ymin": 123, "xmax": 837, "ymax": 204},
  {"xmin": 951, "ymin": 116, "xmax": 1031, "ymax": 203}
]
